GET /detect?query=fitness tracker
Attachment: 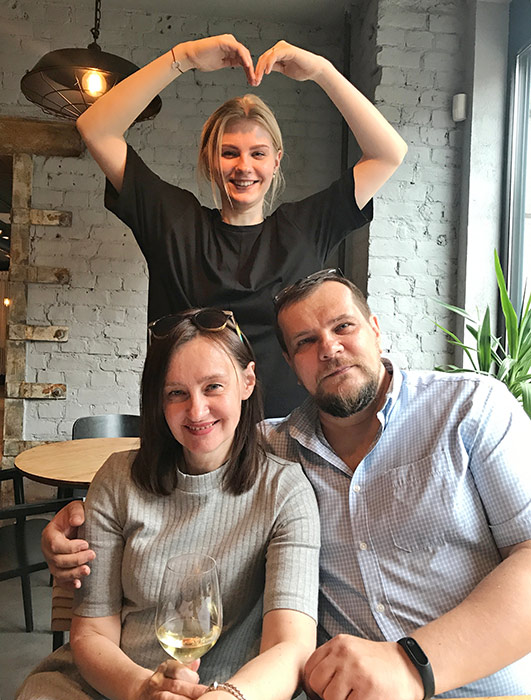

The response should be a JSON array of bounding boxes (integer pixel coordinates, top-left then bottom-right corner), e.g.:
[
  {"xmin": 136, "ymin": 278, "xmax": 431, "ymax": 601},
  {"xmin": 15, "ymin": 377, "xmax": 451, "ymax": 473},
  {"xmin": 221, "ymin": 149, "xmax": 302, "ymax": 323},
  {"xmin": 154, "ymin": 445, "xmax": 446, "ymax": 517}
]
[{"xmin": 397, "ymin": 637, "xmax": 435, "ymax": 700}]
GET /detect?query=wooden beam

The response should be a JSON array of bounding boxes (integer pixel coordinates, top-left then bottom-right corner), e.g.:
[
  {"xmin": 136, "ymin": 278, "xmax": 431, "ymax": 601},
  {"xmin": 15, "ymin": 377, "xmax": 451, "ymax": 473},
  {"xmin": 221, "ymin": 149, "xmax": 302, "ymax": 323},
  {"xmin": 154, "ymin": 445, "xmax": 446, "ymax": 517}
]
[
  {"xmin": 30, "ymin": 209, "xmax": 72, "ymax": 227},
  {"xmin": 9, "ymin": 264, "xmax": 70, "ymax": 284},
  {"xmin": 8, "ymin": 324, "xmax": 68, "ymax": 342},
  {"xmin": 0, "ymin": 116, "xmax": 83, "ymax": 157},
  {"xmin": 6, "ymin": 382, "xmax": 67, "ymax": 399}
]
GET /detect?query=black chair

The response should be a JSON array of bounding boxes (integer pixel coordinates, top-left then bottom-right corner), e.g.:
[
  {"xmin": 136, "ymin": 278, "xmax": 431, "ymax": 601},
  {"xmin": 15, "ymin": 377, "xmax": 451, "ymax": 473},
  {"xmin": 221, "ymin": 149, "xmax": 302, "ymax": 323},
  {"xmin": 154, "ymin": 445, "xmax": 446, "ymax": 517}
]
[
  {"xmin": 0, "ymin": 468, "xmax": 75, "ymax": 632},
  {"xmin": 71, "ymin": 413, "xmax": 140, "ymax": 440}
]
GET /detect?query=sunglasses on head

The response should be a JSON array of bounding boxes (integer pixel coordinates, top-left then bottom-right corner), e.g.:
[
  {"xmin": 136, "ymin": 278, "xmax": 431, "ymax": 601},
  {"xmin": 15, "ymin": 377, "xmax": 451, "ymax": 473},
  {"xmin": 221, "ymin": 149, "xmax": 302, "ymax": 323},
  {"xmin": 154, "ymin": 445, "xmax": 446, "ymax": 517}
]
[
  {"xmin": 273, "ymin": 268, "xmax": 345, "ymax": 310},
  {"xmin": 148, "ymin": 308, "xmax": 245, "ymax": 344}
]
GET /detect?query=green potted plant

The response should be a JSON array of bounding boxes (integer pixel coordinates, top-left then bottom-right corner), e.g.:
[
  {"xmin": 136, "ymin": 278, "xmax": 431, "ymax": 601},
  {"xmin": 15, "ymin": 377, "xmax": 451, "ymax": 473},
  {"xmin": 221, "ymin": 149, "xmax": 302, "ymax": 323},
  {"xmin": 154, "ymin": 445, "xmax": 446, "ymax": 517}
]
[{"xmin": 435, "ymin": 250, "xmax": 531, "ymax": 418}]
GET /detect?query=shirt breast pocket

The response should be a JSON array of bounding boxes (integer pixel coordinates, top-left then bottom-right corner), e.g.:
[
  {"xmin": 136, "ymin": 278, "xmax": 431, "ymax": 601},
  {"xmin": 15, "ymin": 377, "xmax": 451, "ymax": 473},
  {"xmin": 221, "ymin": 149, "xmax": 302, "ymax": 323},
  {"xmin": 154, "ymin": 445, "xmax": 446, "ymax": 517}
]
[{"xmin": 386, "ymin": 453, "xmax": 462, "ymax": 553}]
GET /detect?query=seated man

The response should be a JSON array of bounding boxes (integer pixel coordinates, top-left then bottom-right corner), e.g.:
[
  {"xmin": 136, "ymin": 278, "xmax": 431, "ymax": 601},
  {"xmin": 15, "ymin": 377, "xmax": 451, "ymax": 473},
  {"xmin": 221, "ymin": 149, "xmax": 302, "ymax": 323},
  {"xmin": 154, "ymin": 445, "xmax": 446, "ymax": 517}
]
[{"xmin": 43, "ymin": 270, "xmax": 531, "ymax": 699}]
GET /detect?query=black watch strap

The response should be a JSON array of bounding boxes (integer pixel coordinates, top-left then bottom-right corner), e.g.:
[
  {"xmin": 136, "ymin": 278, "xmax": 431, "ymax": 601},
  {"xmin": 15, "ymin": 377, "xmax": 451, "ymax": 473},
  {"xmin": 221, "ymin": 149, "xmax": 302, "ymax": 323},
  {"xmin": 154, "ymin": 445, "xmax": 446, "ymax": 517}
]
[{"xmin": 397, "ymin": 637, "xmax": 435, "ymax": 700}]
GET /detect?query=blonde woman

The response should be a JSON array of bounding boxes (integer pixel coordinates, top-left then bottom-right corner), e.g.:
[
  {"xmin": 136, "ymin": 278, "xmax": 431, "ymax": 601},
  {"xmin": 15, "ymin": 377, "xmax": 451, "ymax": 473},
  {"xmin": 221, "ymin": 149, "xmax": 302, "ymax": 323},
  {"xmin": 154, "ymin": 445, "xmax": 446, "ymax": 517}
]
[{"xmin": 77, "ymin": 34, "xmax": 407, "ymax": 417}]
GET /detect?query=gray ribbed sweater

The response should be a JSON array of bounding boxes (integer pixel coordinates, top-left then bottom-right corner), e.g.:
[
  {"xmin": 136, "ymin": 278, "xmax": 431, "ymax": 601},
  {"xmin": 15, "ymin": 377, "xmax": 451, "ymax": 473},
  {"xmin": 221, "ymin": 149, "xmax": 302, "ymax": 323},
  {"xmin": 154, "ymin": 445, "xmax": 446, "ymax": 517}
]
[{"xmin": 17, "ymin": 450, "xmax": 319, "ymax": 700}]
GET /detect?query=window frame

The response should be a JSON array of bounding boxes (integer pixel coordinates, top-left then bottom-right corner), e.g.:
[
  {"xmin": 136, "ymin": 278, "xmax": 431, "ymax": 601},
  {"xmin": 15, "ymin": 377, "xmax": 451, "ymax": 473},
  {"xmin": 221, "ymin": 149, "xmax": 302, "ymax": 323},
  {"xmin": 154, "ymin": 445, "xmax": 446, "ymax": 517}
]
[{"xmin": 505, "ymin": 40, "xmax": 531, "ymax": 309}]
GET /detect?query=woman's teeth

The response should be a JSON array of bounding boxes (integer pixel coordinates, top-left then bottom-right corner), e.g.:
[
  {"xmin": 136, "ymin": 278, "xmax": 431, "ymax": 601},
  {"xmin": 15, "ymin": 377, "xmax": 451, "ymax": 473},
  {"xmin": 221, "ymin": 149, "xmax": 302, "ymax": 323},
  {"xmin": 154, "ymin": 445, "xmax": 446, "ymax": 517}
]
[
  {"xmin": 232, "ymin": 180, "xmax": 255, "ymax": 187},
  {"xmin": 187, "ymin": 422, "xmax": 216, "ymax": 432}
]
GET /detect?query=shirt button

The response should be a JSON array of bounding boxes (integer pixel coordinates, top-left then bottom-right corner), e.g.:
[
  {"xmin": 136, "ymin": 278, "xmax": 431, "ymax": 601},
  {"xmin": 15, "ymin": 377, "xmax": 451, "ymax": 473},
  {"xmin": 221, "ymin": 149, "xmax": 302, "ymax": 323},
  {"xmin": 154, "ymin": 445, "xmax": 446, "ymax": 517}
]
[
  {"xmin": 359, "ymin": 542, "xmax": 368, "ymax": 550},
  {"xmin": 375, "ymin": 603, "xmax": 385, "ymax": 613},
  {"xmin": 353, "ymin": 484, "xmax": 361, "ymax": 492}
]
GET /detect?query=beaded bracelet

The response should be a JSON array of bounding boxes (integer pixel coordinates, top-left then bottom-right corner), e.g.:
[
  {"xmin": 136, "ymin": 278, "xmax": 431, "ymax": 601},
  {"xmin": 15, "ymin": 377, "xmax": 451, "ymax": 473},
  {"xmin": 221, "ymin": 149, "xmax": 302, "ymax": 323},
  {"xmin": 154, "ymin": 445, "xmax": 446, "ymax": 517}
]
[
  {"xmin": 170, "ymin": 46, "xmax": 184, "ymax": 74},
  {"xmin": 205, "ymin": 681, "xmax": 247, "ymax": 700}
]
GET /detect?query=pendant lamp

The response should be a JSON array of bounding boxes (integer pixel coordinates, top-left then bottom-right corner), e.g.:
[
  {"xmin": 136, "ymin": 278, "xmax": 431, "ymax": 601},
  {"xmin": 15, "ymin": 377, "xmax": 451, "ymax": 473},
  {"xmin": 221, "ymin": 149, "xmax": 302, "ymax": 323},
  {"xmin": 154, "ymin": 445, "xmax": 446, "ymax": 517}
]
[{"xmin": 20, "ymin": 0, "xmax": 161, "ymax": 121}]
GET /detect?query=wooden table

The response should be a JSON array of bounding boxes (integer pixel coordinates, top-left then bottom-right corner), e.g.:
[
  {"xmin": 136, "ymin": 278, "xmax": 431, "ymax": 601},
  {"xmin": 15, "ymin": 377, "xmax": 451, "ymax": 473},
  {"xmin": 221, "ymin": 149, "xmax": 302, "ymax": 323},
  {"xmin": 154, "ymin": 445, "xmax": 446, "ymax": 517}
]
[{"xmin": 15, "ymin": 437, "xmax": 140, "ymax": 489}]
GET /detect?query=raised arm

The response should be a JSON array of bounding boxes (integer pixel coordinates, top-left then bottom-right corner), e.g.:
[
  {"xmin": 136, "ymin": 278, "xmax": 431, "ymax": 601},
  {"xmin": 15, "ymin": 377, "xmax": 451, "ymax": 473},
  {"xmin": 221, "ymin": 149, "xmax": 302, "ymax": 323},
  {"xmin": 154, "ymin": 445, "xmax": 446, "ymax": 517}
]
[
  {"xmin": 76, "ymin": 34, "xmax": 255, "ymax": 191},
  {"xmin": 255, "ymin": 41, "xmax": 407, "ymax": 210}
]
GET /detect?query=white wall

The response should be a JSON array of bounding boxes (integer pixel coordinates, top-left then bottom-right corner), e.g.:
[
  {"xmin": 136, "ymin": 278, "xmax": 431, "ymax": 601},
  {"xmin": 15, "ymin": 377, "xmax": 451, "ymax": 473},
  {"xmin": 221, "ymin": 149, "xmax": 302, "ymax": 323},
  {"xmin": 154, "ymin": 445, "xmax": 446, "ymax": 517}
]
[{"xmin": 364, "ymin": 0, "xmax": 467, "ymax": 369}]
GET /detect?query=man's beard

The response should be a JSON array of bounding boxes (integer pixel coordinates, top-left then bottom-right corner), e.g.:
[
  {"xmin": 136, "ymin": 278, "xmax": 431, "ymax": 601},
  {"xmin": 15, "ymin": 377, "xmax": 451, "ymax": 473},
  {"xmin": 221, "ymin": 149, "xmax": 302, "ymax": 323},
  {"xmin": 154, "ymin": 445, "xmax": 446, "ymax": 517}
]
[{"xmin": 314, "ymin": 365, "xmax": 379, "ymax": 418}]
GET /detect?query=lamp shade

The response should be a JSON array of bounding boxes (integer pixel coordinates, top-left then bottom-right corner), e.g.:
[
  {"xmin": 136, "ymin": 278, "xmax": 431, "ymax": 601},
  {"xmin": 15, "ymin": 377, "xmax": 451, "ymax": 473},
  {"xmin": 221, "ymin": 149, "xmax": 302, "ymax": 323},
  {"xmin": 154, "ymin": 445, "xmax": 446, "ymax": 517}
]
[{"xmin": 20, "ymin": 46, "xmax": 161, "ymax": 121}]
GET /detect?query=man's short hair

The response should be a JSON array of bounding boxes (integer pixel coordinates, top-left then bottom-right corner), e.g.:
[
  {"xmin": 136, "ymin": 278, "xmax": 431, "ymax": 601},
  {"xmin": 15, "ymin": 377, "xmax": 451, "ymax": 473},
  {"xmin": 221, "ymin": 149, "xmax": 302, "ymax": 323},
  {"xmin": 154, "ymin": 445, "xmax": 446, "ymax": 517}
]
[{"xmin": 273, "ymin": 269, "xmax": 372, "ymax": 353}]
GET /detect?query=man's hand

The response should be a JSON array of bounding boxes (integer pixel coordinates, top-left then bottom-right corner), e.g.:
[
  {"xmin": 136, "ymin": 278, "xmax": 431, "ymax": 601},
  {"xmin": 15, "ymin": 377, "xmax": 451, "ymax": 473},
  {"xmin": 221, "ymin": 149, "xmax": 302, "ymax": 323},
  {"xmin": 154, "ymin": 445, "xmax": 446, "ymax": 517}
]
[
  {"xmin": 42, "ymin": 500, "xmax": 94, "ymax": 589},
  {"xmin": 138, "ymin": 659, "xmax": 207, "ymax": 700},
  {"xmin": 304, "ymin": 635, "xmax": 424, "ymax": 700}
]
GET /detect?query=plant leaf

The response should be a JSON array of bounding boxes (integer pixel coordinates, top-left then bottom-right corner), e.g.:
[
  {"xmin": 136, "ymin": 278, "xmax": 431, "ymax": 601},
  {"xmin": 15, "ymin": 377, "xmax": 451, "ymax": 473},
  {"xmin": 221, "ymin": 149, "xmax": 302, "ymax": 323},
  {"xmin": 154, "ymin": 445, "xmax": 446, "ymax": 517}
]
[
  {"xmin": 435, "ymin": 301, "xmax": 474, "ymax": 321},
  {"xmin": 477, "ymin": 307, "xmax": 493, "ymax": 373},
  {"xmin": 434, "ymin": 252, "xmax": 531, "ymax": 415},
  {"xmin": 433, "ymin": 322, "xmax": 478, "ymax": 370},
  {"xmin": 521, "ymin": 382, "xmax": 531, "ymax": 419},
  {"xmin": 495, "ymin": 250, "xmax": 519, "ymax": 356}
]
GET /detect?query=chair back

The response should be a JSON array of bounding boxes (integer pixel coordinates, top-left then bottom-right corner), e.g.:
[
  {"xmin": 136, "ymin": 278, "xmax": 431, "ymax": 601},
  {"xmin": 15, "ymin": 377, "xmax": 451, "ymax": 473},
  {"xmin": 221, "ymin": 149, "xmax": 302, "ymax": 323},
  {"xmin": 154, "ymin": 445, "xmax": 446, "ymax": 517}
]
[{"xmin": 72, "ymin": 414, "xmax": 140, "ymax": 440}]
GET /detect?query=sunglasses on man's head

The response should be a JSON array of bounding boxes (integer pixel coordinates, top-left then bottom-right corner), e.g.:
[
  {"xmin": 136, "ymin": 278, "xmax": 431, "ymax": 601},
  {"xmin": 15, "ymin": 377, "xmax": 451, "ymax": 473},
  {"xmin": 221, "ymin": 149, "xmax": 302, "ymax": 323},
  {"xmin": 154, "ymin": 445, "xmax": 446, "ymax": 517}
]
[
  {"xmin": 273, "ymin": 268, "xmax": 345, "ymax": 311},
  {"xmin": 149, "ymin": 308, "xmax": 245, "ymax": 343}
]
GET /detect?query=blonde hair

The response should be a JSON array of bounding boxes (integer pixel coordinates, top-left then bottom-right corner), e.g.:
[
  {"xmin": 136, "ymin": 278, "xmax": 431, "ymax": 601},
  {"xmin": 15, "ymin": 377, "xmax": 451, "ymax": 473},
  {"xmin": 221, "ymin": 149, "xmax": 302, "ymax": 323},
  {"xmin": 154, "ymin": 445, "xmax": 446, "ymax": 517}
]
[{"xmin": 198, "ymin": 94, "xmax": 285, "ymax": 214}]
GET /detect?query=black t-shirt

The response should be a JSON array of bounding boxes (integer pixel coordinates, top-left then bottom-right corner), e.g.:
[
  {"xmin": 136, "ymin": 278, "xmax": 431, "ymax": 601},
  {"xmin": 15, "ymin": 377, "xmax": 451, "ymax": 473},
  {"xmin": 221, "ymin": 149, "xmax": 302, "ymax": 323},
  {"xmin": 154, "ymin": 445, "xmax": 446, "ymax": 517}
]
[{"xmin": 105, "ymin": 146, "xmax": 373, "ymax": 417}]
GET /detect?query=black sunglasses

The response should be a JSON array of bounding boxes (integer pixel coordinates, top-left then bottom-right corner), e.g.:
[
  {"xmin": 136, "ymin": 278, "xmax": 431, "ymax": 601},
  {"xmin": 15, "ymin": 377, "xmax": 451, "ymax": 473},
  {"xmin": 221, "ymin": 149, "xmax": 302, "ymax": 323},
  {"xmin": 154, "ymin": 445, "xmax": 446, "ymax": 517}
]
[
  {"xmin": 149, "ymin": 308, "xmax": 245, "ymax": 343},
  {"xmin": 273, "ymin": 268, "xmax": 345, "ymax": 310}
]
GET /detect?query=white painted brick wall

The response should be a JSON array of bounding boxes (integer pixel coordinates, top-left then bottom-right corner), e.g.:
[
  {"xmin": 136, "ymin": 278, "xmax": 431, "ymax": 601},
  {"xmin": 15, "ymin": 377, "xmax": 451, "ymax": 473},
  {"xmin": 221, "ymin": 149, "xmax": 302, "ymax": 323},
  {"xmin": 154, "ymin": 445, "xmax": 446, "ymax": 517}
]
[
  {"xmin": 365, "ymin": 0, "xmax": 466, "ymax": 370},
  {"xmin": 1, "ymin": 0, "xmax": 344, "ymax": 440}
]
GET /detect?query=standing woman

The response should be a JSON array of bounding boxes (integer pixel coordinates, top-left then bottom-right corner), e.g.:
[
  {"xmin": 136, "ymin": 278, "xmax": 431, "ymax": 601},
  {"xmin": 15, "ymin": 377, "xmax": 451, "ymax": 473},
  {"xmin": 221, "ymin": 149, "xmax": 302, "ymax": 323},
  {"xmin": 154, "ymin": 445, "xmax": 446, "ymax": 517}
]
[{"xmin": 76, "ymin": 34, "xmax": 407, "ymax": 417}]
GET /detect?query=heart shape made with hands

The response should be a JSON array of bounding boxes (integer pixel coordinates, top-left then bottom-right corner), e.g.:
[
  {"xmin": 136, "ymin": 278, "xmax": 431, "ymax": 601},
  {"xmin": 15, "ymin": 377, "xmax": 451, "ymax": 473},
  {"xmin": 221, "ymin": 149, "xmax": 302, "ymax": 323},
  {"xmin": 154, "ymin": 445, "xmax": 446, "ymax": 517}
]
[{"xmin": 186, "ymin": 36, "xmax": 323, "ymax": 87}]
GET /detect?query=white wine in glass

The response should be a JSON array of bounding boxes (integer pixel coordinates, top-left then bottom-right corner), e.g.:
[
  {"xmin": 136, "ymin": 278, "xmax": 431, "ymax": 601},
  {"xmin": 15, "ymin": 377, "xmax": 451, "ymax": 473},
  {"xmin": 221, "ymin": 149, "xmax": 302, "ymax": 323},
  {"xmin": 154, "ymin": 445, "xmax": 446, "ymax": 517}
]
[{"xmin": 156, "ymin": 553, "xmax": 222, "ymax": 665}]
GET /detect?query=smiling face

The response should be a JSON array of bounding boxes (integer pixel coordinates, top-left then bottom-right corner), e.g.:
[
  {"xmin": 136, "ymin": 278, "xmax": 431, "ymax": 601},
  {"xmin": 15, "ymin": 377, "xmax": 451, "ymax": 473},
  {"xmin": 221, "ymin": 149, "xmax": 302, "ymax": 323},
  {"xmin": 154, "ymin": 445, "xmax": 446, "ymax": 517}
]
[
  {"xmin": 217, "ymin": 119, "xmax": 282, "ymax": 222},
  {"xmin": 163, "ymin": 336, "xmax": 256, "ymax": 474},
  {"xmin": 278, "ymin": 281, "xmax": 384, "ymax": 417}
]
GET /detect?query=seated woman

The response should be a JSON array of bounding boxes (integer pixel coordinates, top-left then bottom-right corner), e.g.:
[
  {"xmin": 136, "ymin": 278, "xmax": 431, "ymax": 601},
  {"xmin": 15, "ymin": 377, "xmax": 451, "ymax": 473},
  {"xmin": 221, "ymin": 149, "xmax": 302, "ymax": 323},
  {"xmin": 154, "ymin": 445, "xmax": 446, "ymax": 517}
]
[{"xmin": 17, "ymin": 308, "xmax": 319, "ymax": 700}]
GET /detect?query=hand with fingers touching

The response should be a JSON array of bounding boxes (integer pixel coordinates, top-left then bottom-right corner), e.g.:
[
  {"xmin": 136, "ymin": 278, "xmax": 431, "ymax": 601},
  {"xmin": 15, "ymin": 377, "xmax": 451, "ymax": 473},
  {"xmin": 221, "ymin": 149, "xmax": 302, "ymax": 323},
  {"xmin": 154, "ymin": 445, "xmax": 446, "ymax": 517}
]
[
  {"xmin": 41, "ymin": 499, "xmax": 93, "ymax": 589},
  {"xmin": 303, "ymin": 635, "xmax": 423, "ymax": 700},
  {"xmin": 180, "ymin": 34, "xmax": 256, "ymax": 84},
  {"xmin": 255, "ymin": 40, "xmax": 328, "ymax": 84}
]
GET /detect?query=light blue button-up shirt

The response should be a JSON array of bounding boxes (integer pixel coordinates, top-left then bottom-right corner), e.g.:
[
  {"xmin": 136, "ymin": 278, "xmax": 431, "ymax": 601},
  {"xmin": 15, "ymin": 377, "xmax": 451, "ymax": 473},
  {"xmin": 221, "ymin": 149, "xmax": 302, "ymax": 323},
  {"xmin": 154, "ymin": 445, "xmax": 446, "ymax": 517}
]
[{"xmin": 264, "ymin": 360, "xmax": 531, "ymax": 697}]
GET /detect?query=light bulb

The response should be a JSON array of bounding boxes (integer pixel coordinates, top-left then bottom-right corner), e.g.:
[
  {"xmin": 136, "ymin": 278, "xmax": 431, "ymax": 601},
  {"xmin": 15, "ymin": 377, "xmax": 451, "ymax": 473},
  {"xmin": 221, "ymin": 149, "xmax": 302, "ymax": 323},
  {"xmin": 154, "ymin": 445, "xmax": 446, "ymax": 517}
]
[
  {"xmin": 3, "ymin": 298, "xmax": 11, "ymax": 307},
  {"xmin": 81, "ymin": 70, "xmax": 107, "ymax": 97}
]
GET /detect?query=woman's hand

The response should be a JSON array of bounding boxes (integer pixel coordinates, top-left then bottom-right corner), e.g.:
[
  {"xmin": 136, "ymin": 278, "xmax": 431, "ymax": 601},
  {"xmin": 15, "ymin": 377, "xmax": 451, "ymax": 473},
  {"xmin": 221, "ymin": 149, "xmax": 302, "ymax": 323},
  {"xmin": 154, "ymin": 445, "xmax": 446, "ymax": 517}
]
[
  {"xmin": 137, "ymin": 659, "xmax": 207, "ymax": 700},
  {"xmin": 255, "ymin": 41, "xmax": 328, "ymax": 84},
  {"xmin": 181, "ymin": 34, "xmax": 255, "ymax": 84}
]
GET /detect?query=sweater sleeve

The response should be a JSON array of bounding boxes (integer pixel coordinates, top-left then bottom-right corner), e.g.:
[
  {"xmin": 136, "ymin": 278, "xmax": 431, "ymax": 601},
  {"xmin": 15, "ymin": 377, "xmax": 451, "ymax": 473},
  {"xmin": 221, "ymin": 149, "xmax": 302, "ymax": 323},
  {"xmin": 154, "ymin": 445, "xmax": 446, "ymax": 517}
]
[
  {"xmin": 73, "ymin": 451, "xmax": 135, "ymax": 618},
  {"xmin": 262, "ymin": 457, "xmax": 320, "ymax": 622}
]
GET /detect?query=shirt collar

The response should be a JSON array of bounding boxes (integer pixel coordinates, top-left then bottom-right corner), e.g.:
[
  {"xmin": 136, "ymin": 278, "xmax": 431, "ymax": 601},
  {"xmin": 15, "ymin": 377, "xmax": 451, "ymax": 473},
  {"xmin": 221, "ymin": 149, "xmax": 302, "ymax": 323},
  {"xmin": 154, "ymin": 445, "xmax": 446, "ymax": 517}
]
[
  {"xmin": 285, "ymin": 356, "xmax": 402, "ymax": 452},
  {"xmin": 379, "ymin": 357, "xmax": 402, "ymax": 426}
]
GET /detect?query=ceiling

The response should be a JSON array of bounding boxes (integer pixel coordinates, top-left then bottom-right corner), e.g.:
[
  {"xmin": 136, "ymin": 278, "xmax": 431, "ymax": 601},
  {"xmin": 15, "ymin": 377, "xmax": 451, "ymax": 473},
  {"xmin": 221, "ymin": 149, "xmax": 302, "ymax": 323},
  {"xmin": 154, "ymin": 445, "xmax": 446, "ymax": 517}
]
[{"xmin": 106, "ymin": 0, "xmax": 349, "ymax": 28}]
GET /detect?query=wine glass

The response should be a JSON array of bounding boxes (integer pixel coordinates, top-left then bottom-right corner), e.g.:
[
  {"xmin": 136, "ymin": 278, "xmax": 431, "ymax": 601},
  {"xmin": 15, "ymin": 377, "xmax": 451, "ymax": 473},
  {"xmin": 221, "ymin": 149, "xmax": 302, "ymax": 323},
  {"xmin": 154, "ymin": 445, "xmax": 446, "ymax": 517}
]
[{"xmin": 156, "ymin": 553, "xmax": 223, "ymax": 665}]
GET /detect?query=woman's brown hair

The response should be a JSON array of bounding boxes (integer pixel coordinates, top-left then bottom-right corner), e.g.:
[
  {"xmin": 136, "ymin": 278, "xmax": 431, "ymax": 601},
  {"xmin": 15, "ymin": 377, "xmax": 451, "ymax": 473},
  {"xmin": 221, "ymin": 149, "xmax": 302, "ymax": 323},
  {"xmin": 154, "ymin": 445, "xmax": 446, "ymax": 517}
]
[{"xmin": 131, "ymin": 310, "xmax": 266, "ymax": 496}]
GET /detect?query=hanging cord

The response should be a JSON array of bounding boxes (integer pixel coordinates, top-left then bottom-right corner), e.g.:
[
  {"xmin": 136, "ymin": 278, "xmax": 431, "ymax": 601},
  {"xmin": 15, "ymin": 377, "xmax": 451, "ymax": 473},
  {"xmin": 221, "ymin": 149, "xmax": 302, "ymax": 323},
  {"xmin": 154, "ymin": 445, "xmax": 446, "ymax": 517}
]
[{"xmin": 90, "ymin": 0, "xmax": 101, "ymax": 45}]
